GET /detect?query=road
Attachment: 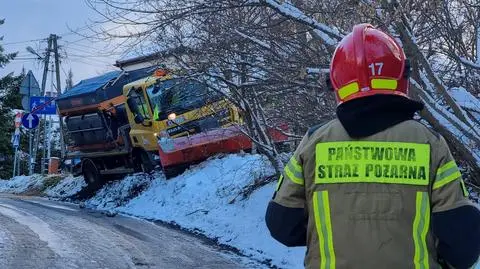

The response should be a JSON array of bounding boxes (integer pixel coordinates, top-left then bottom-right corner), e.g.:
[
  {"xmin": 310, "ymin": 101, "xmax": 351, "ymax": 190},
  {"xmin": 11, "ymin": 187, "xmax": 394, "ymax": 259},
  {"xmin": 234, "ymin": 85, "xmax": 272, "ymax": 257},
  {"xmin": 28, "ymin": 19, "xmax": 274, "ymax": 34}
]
[{"xmin": 0, "ymin": 194, "xmax": 257, "ymax": 269}]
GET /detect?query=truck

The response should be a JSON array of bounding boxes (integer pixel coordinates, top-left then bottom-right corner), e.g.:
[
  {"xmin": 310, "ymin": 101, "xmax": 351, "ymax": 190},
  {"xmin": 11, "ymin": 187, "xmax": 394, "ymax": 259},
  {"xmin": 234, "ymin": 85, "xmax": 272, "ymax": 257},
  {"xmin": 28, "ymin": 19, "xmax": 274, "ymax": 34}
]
[
  {"xmin": 123, "ymin": 70, "xmax": 288, "ymax": 177},
  {"xmin": 58, "ymin": 67, "xmax": 288, "ymax": 187},
  {"xmin": 57, "ymin": 67, "xmax": 158, "ymax": 188}
]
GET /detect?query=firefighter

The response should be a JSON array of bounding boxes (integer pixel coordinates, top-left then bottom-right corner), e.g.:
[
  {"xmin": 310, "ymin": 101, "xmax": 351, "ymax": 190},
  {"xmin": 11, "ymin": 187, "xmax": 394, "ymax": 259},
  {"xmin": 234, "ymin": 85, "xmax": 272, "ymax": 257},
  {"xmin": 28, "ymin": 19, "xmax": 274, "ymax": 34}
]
[{"xmin": 265, "ymin": 24, "xmax": 480, "ymax": 269}]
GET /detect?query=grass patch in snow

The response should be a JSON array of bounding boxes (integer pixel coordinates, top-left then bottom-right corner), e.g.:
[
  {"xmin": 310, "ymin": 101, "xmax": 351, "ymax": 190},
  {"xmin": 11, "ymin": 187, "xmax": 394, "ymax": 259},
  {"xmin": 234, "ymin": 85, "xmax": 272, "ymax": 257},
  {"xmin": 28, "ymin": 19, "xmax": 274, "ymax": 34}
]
[{"xmin": 40, "ymin": 175, "xmax": 64, "ymax": 191}]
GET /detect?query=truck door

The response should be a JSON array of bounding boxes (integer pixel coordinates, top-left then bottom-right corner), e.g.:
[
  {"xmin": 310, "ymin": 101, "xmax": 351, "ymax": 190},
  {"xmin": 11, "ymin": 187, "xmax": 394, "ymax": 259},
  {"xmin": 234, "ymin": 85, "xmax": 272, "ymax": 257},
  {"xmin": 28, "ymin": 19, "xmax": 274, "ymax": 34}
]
[{"xmin": 126, "ymin": 87, "xmax": 157, "ymax": 152}]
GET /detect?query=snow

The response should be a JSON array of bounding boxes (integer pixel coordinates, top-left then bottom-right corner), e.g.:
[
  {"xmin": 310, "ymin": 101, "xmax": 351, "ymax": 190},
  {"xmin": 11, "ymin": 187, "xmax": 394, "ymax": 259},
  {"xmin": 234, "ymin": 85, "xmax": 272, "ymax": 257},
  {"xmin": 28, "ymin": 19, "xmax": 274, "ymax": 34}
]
[
  {"xmin": 84, "ymin": 173, "xmax": 152, "ymax": 211},
  {"xmin": 44, "ymin": 176, "xmax": 86, "ymax": 198},
  {"xmin": 234, "ymin": 30, "xmax": 271, "ymax": 50},
  {"xmin": 415, "ymin": 75, "xmax": 480, "ymax": 137},
  {"xmin": 0, "ymin": 175, "xmax": 44, "ymax": 194},
  {"xmin": 449, "ymin": 87, "xmax": 480, "ymax": 112},
  {"xmin": 306, "ymin": 67, "xmax": 329, "ymax": 74},
  {"xmin": 74, "ymin": 154, "xmax": 302, "ymax": 268},
  {"xmin": 2, "ymin": 153, "xmax": 479, "ymax": 268},
  {"xmin": 115, "ymin": 155, "xmax": 304, "ymax": 268},
  {"xmin": 422, "ymin": 100, "xmax": 480, "ymax": 163},
  {"xmin": 6, "ymin": 154, "xmax": 303, "ymax": 268},
  {"xmin": 251, "ymin": 0, "xmax": 342, "ymax": 45},
  {"xmin": 460, "ymin": 57, "xmax": 480, "ymax": 69}
]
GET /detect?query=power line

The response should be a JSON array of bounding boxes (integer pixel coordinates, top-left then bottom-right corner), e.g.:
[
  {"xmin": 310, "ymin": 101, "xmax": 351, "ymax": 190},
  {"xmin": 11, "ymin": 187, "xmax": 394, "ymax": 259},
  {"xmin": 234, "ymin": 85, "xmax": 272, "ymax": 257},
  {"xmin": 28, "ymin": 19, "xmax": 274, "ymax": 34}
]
[
  {"xmin": 2, "ymin": 22, "xmax": 129, "ymax": 47},
  {"xmin": 63, "ymin": 45, "xmax": 121, "ymax": 58},
  {"xmin": 66, "ymin": 57, "xmax": 112, "ymax": 68},
  {"xmin": 63, "ymin": 40, "xmax": 98, "ymax": 51},
  {"xmin": 2, "ymin": 38, "xmax": 47, "ymax": 46},
  {"xmin": 3, "ymin": 23, "xmax": 98, "ymax": 46},
  {"xmin": 59, "ymin": 45, "xmax": 117, "ymax": 65},
  {"xmin": 60, "ymin": 64, "xmax": 71, "ymax": 87},
  {"xmin": 11, "ymin": 57, "xmax": 41, "ymax": 60}
]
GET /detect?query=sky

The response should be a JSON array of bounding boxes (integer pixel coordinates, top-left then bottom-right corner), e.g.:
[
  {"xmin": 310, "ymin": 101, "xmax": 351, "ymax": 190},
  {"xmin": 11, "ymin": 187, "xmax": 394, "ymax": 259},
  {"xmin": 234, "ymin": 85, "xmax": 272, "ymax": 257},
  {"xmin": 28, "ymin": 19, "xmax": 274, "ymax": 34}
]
[{"xmin": 0, "ymin": 0, "xmax": 127, "ymax": 91}]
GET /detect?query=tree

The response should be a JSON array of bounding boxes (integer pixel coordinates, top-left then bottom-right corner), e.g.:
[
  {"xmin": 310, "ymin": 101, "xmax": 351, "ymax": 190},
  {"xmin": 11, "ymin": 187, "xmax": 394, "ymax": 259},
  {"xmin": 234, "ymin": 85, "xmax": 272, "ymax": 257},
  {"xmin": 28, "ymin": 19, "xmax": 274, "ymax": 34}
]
[
  {"xmin": 85, "ymin": 0, "xmax": 480, "ymax": 184},
  {"xmin": 65, "ymin": 69, "xmax": 74, "ymax": 91},
  {"xmin": 0, "ymin": 20, "xmax": 16, "ymax": 68},
  {"xmin": 0, "ymin": 19, "xmax": 22, "ymax": 178}
]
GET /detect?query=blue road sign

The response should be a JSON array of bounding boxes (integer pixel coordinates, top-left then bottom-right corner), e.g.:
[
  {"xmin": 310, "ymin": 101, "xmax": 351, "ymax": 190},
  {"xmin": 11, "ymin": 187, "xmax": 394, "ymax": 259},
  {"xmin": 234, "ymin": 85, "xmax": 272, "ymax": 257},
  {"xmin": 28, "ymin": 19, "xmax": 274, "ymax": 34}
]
[
  {"xmin": 30, "ymin": 96, "xmax": 56, "ymax": 115},
  {"xmin": 22, "ymin": 113, "xmax": 40, "ymax": 129},
  {"xmin": 12, "ymin": 134, "xmax": 20, "ymax": 147}
]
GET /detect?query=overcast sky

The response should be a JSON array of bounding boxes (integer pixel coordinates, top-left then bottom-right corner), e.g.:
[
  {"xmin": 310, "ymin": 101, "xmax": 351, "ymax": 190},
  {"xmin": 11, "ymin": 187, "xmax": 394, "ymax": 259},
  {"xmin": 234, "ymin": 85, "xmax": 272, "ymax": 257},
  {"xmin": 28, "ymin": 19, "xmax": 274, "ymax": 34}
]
[{"xmin": 0, "ymin": 0, "xmax": 124, "ymax": 91}]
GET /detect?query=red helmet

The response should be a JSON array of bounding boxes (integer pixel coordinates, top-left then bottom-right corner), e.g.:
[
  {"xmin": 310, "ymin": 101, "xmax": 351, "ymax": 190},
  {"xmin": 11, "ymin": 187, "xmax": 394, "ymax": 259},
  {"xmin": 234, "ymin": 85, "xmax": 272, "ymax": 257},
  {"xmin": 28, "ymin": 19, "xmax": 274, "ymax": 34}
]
[{"xmin": 330, "ymin": 24, "xmax": 409, "ymax": 105}]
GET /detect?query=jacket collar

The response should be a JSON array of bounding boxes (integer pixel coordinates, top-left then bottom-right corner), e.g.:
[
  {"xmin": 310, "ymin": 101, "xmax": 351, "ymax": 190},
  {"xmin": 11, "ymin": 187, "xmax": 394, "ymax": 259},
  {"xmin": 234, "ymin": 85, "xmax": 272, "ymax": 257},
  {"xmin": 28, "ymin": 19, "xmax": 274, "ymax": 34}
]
[{"xmin": 336, "ymin": 95, "xmax": 424, "ymax": 138}]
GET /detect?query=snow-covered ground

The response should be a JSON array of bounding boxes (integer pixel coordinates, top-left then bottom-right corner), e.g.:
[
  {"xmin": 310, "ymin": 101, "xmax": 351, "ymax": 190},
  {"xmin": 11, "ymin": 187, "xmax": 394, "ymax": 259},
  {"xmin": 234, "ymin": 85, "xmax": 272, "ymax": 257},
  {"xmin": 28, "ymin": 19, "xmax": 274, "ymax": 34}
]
[
  {"xmin": 0, "ymin": 154, "xmax": 305, "ymax": 269},
  {"xmin": 2, "ymin": 153, "xmax": 479, "ymax": 269},
  {"xmin": 0, "ymin": 174, "xmax": 44, "ymax": 194},
  {"xmin": 44, "ymin": 175, "xmax": 86, "ymax": 198}
]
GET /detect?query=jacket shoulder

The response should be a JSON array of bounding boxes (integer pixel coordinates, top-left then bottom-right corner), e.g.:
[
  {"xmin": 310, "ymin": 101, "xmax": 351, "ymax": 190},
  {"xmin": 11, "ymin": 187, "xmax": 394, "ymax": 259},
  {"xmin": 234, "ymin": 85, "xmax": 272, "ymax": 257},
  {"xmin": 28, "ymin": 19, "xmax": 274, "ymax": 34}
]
[
  {"xmin": 404, "ymin": 120, "xmax": 442, "ymax": 140},
  {"xmin": 307, "ymin": 119, "xmax": 337, "ymax": 138}
]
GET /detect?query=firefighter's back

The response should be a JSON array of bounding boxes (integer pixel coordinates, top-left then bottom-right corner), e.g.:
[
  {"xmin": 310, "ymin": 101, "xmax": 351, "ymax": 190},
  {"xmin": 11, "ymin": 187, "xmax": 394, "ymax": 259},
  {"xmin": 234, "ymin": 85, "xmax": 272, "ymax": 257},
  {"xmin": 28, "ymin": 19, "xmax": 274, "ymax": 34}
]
[
  {"xmin": 266, "ymin": 23, "xmax": 480, "ymax": 269},
  {"xmin": 301, "ymin": 119, "xmax": 456, "ymax": 269}
]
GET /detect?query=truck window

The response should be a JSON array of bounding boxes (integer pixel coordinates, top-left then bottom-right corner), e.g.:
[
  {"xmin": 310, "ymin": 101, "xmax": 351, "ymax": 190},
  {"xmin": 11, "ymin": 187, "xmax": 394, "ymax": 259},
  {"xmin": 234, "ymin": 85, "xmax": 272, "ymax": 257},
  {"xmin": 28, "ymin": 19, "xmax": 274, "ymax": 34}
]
[
  {"xmin": 129, "ymin": 89, "xmax": 151, "ymax": 120},
  {"xmin": 146, "ymin": 84, "xmax": 163, "ymax": 120},
  {"xmin": 147, "ymin": 79, "xmax": 222, "ymax": 120}
]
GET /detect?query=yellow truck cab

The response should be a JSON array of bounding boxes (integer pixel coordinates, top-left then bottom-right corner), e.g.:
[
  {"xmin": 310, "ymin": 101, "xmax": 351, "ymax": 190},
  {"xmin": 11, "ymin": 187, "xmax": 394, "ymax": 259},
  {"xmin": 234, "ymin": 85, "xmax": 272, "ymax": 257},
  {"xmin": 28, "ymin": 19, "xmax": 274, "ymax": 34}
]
[
  {"xmin": 123, "ymin": 69, "xmax": 248, "ymax": 176},
  {"xmin": 123, "ymin": 70, "xmax": 172, "ymax": 153}
]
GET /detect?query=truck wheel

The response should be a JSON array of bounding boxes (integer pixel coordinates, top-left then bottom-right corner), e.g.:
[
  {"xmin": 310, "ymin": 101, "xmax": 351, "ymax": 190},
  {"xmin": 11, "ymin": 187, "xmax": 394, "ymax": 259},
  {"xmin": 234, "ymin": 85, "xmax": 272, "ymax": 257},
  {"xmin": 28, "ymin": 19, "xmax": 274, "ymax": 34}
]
[
  {"xmin": 163, "ymin": 165, "xmax": 187, "ymax": 179},
  {"xmin": 135, "ymin": 151, "xmax": 155, "ymax": 173},
  {"xmin": 82, "ymin": 159, "xmax": 103, "ymax": 190}
]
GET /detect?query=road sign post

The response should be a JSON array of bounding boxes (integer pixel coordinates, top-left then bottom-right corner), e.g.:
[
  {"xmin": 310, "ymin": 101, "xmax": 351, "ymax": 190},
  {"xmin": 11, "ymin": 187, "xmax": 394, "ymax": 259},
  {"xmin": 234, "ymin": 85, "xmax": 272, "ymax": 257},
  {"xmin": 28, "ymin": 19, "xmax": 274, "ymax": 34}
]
[
  {"xmin": 20, "ymin": 71, "xmax": 41, "ymax": 176},
  {"xmin": 11, "ymin": 131, "xmax": 20, "ymax": 178}
]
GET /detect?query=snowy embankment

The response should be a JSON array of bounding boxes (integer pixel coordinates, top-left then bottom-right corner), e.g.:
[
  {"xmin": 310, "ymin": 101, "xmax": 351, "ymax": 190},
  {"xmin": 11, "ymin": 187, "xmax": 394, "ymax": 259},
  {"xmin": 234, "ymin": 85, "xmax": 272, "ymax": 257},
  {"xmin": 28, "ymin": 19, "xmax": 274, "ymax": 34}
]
[{"xmin": 0, "ymin": 154, "xmax": 305, "ymax": 269}]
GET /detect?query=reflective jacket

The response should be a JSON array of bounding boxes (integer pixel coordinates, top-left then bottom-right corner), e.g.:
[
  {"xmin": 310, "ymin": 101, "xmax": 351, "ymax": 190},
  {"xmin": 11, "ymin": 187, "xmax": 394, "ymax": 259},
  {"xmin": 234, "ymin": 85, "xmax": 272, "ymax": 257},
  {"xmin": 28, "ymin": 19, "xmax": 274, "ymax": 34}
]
[{"xmin": 269, "ymin": 119, "xmax": 478, "ymax": 269}]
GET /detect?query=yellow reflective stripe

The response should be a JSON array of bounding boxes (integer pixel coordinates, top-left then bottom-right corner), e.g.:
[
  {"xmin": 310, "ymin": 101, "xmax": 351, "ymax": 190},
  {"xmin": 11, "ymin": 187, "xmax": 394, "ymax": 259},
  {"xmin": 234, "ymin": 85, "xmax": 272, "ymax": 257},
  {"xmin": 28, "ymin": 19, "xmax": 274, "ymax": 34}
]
[
  {"xmin": 284, "ymin": 156, "xmax": 304, "ymax": 185},
  {"xmin": 284, "ymin": 165, "xmax": 304, "ymax": 185},
  {"xmin": 315, "ymin": 141, "xmax": 430, "ymax": 185},
  {"xmin": 276, "ymin": 175, "xmax": 284, "ymax": 191},
  {"xmin": 460, "ymin": 179, "xmax": 469, "ymax": 197},
  {"xmin": 437, "ymin": 161, "xmax": 456, "ymax": 174},
  {"xmin": 433, "ymin": 171, "xmax": 461, "ymax": 189},
  {"xmin": 371, "ymin": 79, "xmax": 398, "ymax": 90},
  {"xmin": 338, "ymin": 82, "xmax": 359, "ymax": 100},
  {"xmin": 313, "ymin": 191, "xmax": 336, "ymax": 269},
  {"xmin": 289, "ymin": 156, "xmax": 303, "ymax": 173},
  {"xmin": 433, "ymin": 161, "xmax": 461, "ymax": 190},
  {"xmin": 413, "ymin": 192, "xmax": 430, "ymax": 269}
]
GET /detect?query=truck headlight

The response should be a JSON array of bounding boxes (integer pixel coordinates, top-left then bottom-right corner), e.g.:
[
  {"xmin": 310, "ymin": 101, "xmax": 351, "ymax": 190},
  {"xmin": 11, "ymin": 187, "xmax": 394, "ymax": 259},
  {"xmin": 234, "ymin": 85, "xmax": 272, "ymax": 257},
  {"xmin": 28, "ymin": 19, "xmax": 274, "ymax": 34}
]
[{"xmin": 168, "ymin": 113, "xmax": 177, "ymax": 121}]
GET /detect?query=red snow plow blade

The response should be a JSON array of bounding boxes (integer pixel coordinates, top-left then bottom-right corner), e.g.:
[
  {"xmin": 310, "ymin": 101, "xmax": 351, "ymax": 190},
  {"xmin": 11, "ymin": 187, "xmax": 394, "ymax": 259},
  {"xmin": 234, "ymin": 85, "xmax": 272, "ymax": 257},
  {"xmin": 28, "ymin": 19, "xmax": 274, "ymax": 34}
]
[{"xmin": 158, "ymin": 125, "xmax": 288, "ymax": 168}]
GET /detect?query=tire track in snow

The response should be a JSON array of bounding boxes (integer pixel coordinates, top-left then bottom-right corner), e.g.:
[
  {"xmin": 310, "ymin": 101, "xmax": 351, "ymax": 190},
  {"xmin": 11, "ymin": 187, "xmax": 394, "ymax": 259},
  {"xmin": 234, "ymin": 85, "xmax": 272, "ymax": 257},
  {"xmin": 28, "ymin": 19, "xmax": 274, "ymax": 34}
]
[
  {"xmin": 0, "ymin": 203, "xmax": 77, "ymax": 260},
  {"xmin": 11, "ymin": 198, "xmax": 149, "ymax": 268}
]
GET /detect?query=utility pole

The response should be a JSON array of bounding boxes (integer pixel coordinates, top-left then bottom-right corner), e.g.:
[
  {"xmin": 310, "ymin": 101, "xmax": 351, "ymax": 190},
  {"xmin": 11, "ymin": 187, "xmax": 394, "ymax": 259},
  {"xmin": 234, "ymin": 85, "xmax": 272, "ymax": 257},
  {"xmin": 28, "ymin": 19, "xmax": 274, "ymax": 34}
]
[
  {"xmin": 28, "ymin": 34, "xmax": 65, "ymax": 175},
  {"xmin": 28, "ymin": 72, "xmax": 33, "ymax": 175},
  {"xmin": 52, "ymin": 34, "xmax": 66, "ymax": 160},
  {"xmin": 33, "ymin": 36, "xmax": 52, "ymax": 175},
  {"xmin": 42, "ymin": 63, "xmax": 55, "ymax": 171}
]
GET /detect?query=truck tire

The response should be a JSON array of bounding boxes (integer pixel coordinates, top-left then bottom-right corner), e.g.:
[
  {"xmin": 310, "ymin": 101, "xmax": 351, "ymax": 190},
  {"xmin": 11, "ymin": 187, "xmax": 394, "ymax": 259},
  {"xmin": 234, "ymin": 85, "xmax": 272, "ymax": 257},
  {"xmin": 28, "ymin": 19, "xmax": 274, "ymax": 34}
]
[
  {"xmin": 82, "ymin": 159, "xmax": 103, "ymax": 191},
  {"xmin": 163, "ymin": 164, "xmax": 188, "ymax": 179},
  {"xmin": 134, "ymin": 150, "xmax": 155, "ymax": 173}
]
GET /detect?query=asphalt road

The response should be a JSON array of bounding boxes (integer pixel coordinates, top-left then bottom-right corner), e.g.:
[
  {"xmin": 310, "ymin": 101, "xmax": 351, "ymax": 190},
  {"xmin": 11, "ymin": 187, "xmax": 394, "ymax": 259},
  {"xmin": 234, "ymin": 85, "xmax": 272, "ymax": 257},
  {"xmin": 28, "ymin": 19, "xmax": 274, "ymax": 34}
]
[{"xmin": 0, "ymin": 194, "xmax": 257, "ymax": 269}]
